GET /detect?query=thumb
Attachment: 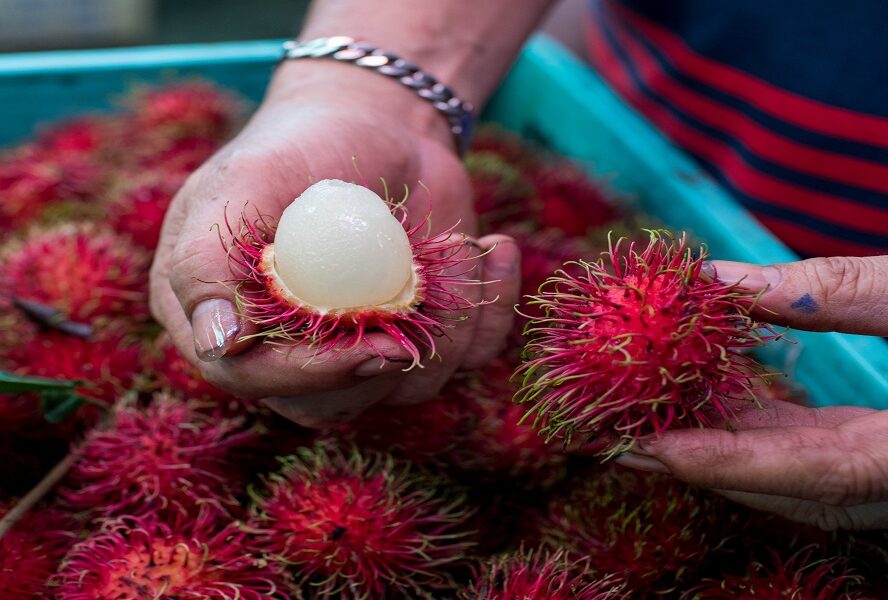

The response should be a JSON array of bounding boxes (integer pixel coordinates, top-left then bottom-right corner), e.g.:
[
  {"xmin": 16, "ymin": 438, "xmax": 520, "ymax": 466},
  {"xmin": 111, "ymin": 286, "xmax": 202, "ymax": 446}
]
[{"xmin": 707, "ymin": 256, "xmax": 888, "ymax": 335}]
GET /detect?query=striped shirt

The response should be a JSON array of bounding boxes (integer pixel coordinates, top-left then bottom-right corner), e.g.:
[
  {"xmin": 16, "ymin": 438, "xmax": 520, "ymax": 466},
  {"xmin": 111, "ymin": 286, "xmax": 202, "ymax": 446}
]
[{"xmin": 587, "ymin": 0, "xmax": 888, "ymax": 257}]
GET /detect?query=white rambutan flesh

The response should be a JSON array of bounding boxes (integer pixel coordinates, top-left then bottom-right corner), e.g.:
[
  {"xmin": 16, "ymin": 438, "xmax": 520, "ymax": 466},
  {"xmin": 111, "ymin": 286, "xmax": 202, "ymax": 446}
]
[{"xmin": 271, "ymin": 179, "xmax": 415, "ymax": 311}]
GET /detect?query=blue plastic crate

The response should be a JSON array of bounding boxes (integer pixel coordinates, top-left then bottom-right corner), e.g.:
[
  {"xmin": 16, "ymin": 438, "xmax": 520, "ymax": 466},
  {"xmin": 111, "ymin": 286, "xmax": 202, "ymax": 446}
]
[{"xmin": 0, "ymin": 35, "xmax": 885, "ymax": 408}]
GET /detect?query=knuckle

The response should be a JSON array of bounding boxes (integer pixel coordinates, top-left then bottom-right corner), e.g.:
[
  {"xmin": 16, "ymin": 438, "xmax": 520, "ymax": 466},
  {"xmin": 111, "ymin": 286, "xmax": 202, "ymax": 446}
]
[
  {"xmin": 802, "ymin": 256, "xmax": 867, "ymax": 306},
  {"xmin": 811, "ymin": 434, "xmax": 882, "ymax": 506}
]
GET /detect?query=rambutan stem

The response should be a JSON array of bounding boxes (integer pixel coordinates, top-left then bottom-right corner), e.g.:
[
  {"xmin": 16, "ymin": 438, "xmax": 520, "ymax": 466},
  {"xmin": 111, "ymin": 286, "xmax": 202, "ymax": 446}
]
[{"xmin": 0, "ymin": 450, "xmax": 77, "ymax": 541}]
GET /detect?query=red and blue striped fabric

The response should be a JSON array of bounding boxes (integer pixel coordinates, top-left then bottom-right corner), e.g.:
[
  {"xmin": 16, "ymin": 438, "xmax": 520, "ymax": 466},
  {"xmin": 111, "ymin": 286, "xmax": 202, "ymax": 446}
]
[{"xmin": 587, "ymin": 0, "xmax": 888, "ymax": 257}]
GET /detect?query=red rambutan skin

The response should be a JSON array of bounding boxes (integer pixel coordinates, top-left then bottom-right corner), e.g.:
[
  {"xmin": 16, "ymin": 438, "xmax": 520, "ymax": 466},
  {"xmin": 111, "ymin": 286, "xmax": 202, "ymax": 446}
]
[
  {"xmin": 130, "ymin": 81, "xmax": 243, "ymax": 140},
  {"xmin": 444, "ymin": 358, "xmax": 568, "ymax": 483},
  {"xmin": 330, "ymin": 394, "xmax": 473, "ymax": 469},
  {"xmin": 532, "ymin": 165, "xmax": 619, "ymax": 237},
  {"xmin": 226, "ymin": 200, "xmax": 482, "ymax": 367},
  {"xmin": 149, "ymin": 335, "xmax": 237, "ymax": 406},
  {"xmin": 54, "ymin": 513, "xmax": 287, "ymax": 600},
  {"xmin": 542, "ymin": 467, "xmax": 733, "ymax": 595},
  {"xmin": 0, "ymin": 502, "xmax": 78, "ymax": 600},
  {"xmin": 334, "ymin": 357, "xmax": 566, "ymax": 485},
  {"xmin": 465, "ymin": 150, "xmax": 537, "ymax": 231},
  {"xmin": 249, "ymin": 442, "xmax": 474, "ymax": 599},
  {"xmin": 461, "ymin": 547, "xmax": 628, "ymax": 600},
  {"xmin": 0, "ymin": 150, "xmax": 105, "ymax": 231},
  {"xmin": 1, "ymin": 330, "xmax": 142, "ymax": 432},
  {"xmin": 516, "ymin": 230, "xmax": 769, "ymax": 455},
  {"xmin": 107, "ymin": 169, "xmax": 190, "ymax": 250},
  {"xmin": 62, "ymin": 395, "xmax": 257, "ymax": 520},
  {"xmin": 685, "ymin": 546, "xmax": 865, "ymax": 600},
  {"xmin": 0, "ymin": 223, "xmax": 150, "ymax": 324}
]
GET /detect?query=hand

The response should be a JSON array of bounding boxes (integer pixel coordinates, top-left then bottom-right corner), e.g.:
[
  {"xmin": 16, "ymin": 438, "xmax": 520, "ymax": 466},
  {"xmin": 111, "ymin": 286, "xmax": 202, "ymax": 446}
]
[
  {"xmin": 149, "ymin": 62, "xmax": 521, "ymax": 427},
  {"xmin": 616, "ymin": 255, "xmax": 888, "ymax": 529}
]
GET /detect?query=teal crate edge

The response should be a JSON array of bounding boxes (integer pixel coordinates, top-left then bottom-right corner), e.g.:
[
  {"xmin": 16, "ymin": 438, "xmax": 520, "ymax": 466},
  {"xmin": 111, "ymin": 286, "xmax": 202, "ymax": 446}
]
[{"xmin": 0, "ymin": 40, "xmax": 284, "ymax": 74}]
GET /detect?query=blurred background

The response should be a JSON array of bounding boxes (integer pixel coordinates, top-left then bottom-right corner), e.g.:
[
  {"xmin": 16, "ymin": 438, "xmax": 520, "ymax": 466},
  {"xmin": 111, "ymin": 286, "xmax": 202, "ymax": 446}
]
[
  {"xmin": 0, "ymin": 0, "xmax": 586, "ymax": 58},
  {"xmin": 0, "ymin": 0, "xmax": 311, "ymax": 52}
]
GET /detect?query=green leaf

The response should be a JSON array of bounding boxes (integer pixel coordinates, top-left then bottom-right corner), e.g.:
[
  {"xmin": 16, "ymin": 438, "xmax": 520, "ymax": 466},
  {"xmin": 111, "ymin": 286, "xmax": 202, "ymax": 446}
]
[
  {"xmin": 40, "ymin": 389, "xmax": 85, "ymax": 424},
  {"xmin": 0, "ymin": 370, "xmax": 79, "ymax": 394}
]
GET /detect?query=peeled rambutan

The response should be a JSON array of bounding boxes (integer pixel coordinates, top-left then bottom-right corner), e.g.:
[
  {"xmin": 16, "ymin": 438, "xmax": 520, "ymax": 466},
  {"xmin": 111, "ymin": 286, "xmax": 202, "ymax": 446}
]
[
  {"xmin": 465, "ymin": 150, "xmax": 536, "ymax": 231},
  {"xmin": 686, "ymin": 546, "xmax": 864, "ymax": 600},
  {"xmin": 542, "ymin": 467, "xmax": 731, "ymax": 595},
  {"xmin": 516, "ymin": 230, "xmax": 768, "ymax": 455},
  {"xmin": 0, "ymin": 501, "xmax": 77, "ymax": 600},
  {"xmin": 461, "ymin": 546, "xmax": 628, "ymax": 600},
  {"xmin": 249, "ymin": 442, "xmax": 474, "ymax": 599},
  {"xmin": 54, "ymin": 512, "xmax": 286, "ymax": 600},
  {"xmin": 227, "ymin": 179, "xmax": 482, "ymax": 366},
  {"xmin": 62, "ymin": 394, "xmax": 257, "ymax": 520},
  {"xmin": 130, "ymin": 81, "xmax": 242, "ymax": 140},
  {"xmin": 0, "ymin": 223, "xmax": 150, "ymax": 324},
  {"xmin": 532, "ymin": 164, "xmax": 619, "ymax": 236}
]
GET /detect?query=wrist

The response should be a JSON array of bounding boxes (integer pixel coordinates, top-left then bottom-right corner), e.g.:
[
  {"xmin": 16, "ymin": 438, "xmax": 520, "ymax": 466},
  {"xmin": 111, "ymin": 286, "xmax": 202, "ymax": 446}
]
[{"xmin": 264, "ymin": 58, "xmax": 457, "ymax": 153}]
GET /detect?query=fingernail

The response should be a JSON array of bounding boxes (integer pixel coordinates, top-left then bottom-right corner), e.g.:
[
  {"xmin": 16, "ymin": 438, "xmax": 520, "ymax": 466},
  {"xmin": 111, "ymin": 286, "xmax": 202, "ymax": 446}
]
[
  {"xmin": 705, "ymin": 261, "xmax": 782, "ymax": 293},
  {"xmin": 353, "ymin": 356, "xmax": 412, "ymax": 377},
  {"xmin": 485, "ymin": 240, "xmax": 520, "ymax": 278},
  {"xmin": 192, "ymin": 299, "xmax": 242, "ymax": 362},
  {"xmin": 614, "ymin": 452, "xmax": 671, "ymax": 474}
]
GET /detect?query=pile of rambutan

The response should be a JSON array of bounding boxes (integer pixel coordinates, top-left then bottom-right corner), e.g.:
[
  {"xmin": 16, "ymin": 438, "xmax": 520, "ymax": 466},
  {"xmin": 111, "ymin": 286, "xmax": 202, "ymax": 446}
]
[{"xmin": 0, "ymin": 89, "xmax": 878, "ymax": 600}]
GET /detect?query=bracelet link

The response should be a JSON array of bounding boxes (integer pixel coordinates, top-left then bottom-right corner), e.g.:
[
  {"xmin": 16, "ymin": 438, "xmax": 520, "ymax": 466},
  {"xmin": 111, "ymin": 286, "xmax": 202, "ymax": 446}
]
[{"xmin": 280, "ymin": 37, "xmax": 474, "ymax": 155}]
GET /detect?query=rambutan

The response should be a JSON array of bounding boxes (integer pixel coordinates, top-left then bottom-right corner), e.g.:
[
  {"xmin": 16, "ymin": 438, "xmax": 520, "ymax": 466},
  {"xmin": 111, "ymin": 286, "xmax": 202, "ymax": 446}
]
[
  {"xmin": 107, "ymin": 169, "xmax": 190, "ymax": 249},
  {"xmin": 130, "ymin": 81, "xmax": 242, "ymax": 140},
  {"xmin": 150, "ymin": 335, "xmax": 232, "ymax": 404},
  {"xmin": 686, "ymin": 547, "xmax": 865, "ymax": 600},
  {"xmin": 0, "ymin": 150, "xmax": 104, "ymax": 231},
  {"xmin": 37, "ymin": 116, "xmax": 117, "ymax": 156},
  {"xmin": 461, "ymin": 547, "xmax": 628, "ymax": 600},
  {"xmin": 135, "ymin": 135, "xmax": 223, "ymax": 172},
  {"xmin": 468, "ymin": 126, "xmax": 544, "ymax": 171},
  {"xmin": 532, "ymin": 164, "xmax": 619, "ymax": 236},
  {"xmin": 0, "ymin": 501, "xmax": 77, "ymax": 600},
  {"xmin": 54, "ymin": 512, "xmax": 286, "ymax": 600},
  {"xmin": 444, "ymin": 358, "xmax": 568, "ymax": 483},
  {"xmin": 62, "ymin": 395, "xmax": 257, "ymax": 519},
  {"xmin": 330, "ymin": 394, "xmax": 472, "ymax": 468},
  {"xmin": 0, "ymin": 223, "xmax": 150, "ymax": 324},
  {"xmin": 249, "ymin": 442, "xmax": 474, "ymax": 599},
  {"xmin": 227, "ymin": 179, "xmax": 483, "ymax": 366},
  {"xmin": 3, "ymin": 330, "xmax": 141, "ymax": 406},
  {"xmin": 542, "ymin": 467, "xmax": 731, "ymax": 595},
  {"xmin": 516, "ymin": 230, "xmax": 768, "ymax": 455},
  {"xmin": 465, "ymin": 150, "xmax": 536, "ymax": 231}
]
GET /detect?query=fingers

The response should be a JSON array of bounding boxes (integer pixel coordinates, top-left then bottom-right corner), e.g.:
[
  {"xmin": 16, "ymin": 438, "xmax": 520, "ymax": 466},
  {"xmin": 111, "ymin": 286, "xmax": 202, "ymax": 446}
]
[
  {"xmin": 382, "ymin": 235, "xmax": 487, "ymax": 405},
  {"xmin": 461, "ymin": 235, "xmax": 521, "ymax": 369},
  {"xmin": 707, "ymin": 256, "xmax": 888, "ymax": 335},
  {"xmin": 716, "ymin": 490, "xmax": 888, "ymax": 531},
  {"xmin": 701, "ymin": 397, "xmax": 876, "ymax": 431},
  {"xmin": 625, "ymin": 412, "xmax": 888, "ymax": 506}
]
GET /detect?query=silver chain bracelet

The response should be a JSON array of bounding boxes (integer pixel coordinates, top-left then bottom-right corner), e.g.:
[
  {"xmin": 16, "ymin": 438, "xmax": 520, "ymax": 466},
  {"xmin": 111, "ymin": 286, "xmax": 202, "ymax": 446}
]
[{"xmin": 280, "ymin": 37, "xmax": 475, "ymax": 155}]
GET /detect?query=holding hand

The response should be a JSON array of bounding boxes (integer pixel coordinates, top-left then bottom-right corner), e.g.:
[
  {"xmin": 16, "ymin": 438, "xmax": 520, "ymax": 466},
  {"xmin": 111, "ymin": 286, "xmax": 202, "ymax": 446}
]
[
  {"xmin": 617, "ymin": 255, "xmax": 888, "ymax": 529},
  {"xmin": 149, "ymin": 62, "xmax": 520, "ymax": 428}
]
